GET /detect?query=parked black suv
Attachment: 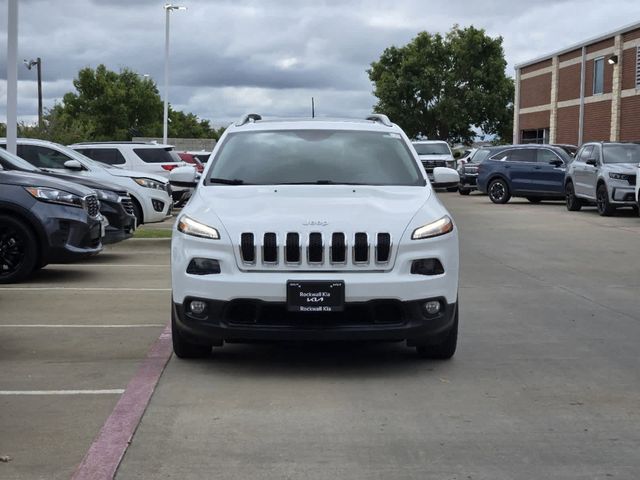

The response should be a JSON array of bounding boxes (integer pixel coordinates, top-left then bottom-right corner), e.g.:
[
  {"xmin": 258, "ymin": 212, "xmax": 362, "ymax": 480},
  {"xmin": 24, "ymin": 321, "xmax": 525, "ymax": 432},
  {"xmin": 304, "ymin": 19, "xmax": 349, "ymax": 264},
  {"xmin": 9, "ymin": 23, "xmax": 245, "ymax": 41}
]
[
  {"xmin": 0, "ymin": 148, "xmax": 136, "ymax": 244},
  {"xmin": 0, "ymin": 168, "xmax": 103, "ymax": 283}
]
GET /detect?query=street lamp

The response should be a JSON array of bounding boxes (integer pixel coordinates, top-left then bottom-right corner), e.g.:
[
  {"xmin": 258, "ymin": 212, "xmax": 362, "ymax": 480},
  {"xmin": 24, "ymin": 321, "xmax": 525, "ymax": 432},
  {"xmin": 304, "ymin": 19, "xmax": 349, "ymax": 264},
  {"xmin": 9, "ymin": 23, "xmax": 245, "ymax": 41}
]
[
  {"xmin": 24, "ymin": 58, "xmax": 43, "ymax": 128},
  {"xmin": 163, "ymin": 3, "xmax": 186, "ymax": 144}
]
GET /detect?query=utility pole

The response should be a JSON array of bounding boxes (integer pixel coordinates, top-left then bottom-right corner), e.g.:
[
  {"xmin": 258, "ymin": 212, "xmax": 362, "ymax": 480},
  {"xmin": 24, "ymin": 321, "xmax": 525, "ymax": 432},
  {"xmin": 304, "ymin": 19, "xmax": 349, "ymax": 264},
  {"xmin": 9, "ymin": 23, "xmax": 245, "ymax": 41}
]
[
  {"xmin": 163, "ymin": 4, "xmax": 186, "ymax": 145},
  {"xmin": 6, "ymin": 0, "xmax": 18, "ymax": 154},
  {"xmin": 25, "ymin": 58, "xmax": 43, "ymax": 128},
  {"xmin": 311, "ymin": 97, "xmax": 315, "ymax": 118}
]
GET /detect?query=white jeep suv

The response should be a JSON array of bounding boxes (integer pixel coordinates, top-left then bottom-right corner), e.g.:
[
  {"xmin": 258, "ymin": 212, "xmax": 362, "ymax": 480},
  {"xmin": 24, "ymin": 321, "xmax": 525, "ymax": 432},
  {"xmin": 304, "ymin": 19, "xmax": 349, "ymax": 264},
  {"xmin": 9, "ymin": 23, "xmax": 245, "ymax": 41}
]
[{"xmin": 170, "ymin": 114, "xmax": 461, "ymax": 359}]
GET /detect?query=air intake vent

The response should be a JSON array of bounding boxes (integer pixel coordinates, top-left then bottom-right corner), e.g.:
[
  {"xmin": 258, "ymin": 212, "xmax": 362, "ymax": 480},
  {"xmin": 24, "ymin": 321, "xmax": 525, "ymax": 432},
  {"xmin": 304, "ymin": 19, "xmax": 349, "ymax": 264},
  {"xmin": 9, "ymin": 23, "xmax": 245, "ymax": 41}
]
[
  {"xmin": 376, "ymin": 233, "xmax": 391, "ymax": 263},
  {"xmin": 354, "ymin": 233, "xmax": 368, "ymax": 263},
  {"xmin": 331, "ymin": 232, "xmax": 346, "ymax": 263},
  {"xmin": 286, "ymin": 233, "xmax": 300, "ymax": 263},
  {"xmin": 240, "ymin": 233, "xmax": 255, "ymax": 263},
  {"xmin": 308, "ymin": 233, "xmax": 323, "ymax": 263},
  {"xmin": 263, "ymin": 233, "xmax": 278, "ymax": 263}
]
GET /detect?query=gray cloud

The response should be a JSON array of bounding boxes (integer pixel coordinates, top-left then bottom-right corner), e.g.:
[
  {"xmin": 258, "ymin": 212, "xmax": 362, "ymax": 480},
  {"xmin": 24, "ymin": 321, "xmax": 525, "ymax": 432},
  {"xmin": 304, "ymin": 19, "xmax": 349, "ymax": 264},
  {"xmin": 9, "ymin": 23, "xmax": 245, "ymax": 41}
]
[{"xmin": 0, "ymin": 0, "xmax": 636, "ymax": 126}]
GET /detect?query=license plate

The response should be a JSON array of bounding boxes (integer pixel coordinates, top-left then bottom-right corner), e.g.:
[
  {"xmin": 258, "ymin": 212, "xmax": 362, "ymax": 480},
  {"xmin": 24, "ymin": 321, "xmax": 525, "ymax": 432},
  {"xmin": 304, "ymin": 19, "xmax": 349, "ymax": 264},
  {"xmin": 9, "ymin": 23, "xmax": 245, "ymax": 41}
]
[{"xmin": 287, "ymin": 281, "xmax": 345, "ymax": 312}]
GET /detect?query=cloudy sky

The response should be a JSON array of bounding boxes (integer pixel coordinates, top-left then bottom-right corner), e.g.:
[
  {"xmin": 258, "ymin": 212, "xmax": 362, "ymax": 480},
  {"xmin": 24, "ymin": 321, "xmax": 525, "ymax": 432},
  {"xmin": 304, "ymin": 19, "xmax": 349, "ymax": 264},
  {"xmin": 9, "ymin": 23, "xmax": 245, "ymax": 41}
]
[{"xmin": 0, "ymin": 0, "xmax": 637, "ymax": 127}]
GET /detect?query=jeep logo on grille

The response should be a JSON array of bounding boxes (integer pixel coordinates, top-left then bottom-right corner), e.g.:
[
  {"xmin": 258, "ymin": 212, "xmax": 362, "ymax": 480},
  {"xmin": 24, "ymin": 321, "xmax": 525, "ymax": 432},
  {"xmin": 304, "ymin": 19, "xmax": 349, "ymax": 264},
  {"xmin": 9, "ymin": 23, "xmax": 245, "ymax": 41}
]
[{"xmin": 303, "ymin": 220, "xmax": 328, "ymax": 226}]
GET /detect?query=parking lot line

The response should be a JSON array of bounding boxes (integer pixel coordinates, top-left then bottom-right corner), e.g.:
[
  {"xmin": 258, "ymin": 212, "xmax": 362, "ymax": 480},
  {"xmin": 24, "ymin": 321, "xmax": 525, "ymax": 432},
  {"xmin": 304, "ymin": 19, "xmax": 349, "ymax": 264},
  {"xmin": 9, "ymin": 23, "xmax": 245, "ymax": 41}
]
[
  {"xmin": 71, "ymin": 325, "xmax": 173, "ymax": 480},
  {"xmin": 0, "ymin": 389, "xmax": 125, "ymax": 395},
  {"xmin": 0, "ymin": 324, "xmax": 165, "ymax": 328}
]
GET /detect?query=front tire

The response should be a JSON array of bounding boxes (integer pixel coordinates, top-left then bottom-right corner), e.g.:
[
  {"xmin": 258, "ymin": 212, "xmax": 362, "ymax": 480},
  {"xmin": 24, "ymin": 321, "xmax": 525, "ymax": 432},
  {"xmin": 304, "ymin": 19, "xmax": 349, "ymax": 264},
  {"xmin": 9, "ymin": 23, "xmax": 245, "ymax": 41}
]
[
  {"xmin": 596, "ymin": 184, "xmax": 615, "ymax": 217},
  {"xmin": 565, "ymin": 182, "xmax": 582, "ymax": 211},
  {"xmin": 0, "ymin": 215, "xmax": 38, "ymax": 284},
  {"xmin": 416, "ymin": 308, "xmax": 458, "ymax": 360},
  {"xmin": 446, "ymin": 186, "xmax": 458, "ymax": 192},
  {"xmin": 488, "ymin": 178, "xmax": 511, "ymax": 204},
  {"xmin": 172, "ymin": 308, "xmax": 211, "ymax": 359},
  {"xmin": 131, "ymin": 199, "xmax": 144, "ymax": 227},
  {"xmin": 458, "ymin": 188, "xmax": 471, "ymax": 196}
]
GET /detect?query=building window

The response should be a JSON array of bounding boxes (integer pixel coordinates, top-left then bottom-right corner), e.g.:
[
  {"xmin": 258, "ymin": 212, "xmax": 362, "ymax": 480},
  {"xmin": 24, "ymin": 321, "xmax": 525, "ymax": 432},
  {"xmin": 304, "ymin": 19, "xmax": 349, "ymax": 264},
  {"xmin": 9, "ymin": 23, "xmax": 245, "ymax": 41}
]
[
  {"xmin": 521, "ymin": 129, "xmax": 548, "ymax": 144},
  {"xmin": 593, "ymin": 57, "xmax": 604, "ymax": 95},
  {"xmin": 636, "ymin": 46, "xmax": 640, "ymax": 89}
]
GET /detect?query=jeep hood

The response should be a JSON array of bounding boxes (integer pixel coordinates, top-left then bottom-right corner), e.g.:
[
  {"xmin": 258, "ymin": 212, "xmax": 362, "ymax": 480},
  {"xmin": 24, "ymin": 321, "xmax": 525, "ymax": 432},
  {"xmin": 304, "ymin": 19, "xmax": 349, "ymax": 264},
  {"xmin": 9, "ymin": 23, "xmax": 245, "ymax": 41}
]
[{"xmin": 194, "ymin": 185, "xmax": 433, "ymax": 241}]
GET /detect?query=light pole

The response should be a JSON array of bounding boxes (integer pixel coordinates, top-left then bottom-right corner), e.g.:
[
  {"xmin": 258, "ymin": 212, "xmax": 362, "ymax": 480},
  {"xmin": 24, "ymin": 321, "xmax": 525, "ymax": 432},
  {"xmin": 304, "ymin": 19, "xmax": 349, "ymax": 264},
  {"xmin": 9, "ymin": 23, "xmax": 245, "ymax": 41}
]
[
  {"xmin": 6, "ymin": 0, "xmax": 18, "ymax": 155},
  {"xmin": 24, "ymin": 58, "xmax": 43, "ymax": 128},
  {"xmin": 163, "ymin": 4, "xmax": 186, "ymax": 145}
]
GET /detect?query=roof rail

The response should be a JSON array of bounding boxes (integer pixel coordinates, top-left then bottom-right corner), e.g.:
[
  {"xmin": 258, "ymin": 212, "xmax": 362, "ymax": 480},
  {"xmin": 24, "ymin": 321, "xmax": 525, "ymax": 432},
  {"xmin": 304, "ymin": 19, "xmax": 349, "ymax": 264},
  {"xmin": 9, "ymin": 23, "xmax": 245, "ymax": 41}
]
[
  {"xmin": 236, "ymin": 113, "xmax": 262, "ymax": 127},
  {"xmin": 366, "ymin": 114, "xmax": 392, "ymax": 127}
]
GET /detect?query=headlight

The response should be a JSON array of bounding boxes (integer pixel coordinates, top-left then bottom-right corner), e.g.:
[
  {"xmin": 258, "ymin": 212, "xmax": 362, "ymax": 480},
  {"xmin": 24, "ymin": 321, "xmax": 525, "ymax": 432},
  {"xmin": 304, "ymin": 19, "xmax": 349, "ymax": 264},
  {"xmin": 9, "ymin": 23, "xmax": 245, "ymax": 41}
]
[
  {"xmin": 95, "ymin": 189, "xmax": 120, "ymax": 202},
  {"xmin": 24, "ymin": 186, "xmax": 83, "ymax": 208},
  {"xmin": 446, "ymin": 160, "xmax": 456, "ymax": 168},
  {"xmin": 177, "ymin": 215, "xmax": 220, "ymax": 240},
  {"xmin": 412, "ymin": 215, "xmax": 454, "ymax": 240},
  {"xmin": 609, "ymin": 172, "xmax": 631, "ymax": 181},
  {"xmin": 133, "ymin": 178, "xmax": 167, "ymax": 191}
]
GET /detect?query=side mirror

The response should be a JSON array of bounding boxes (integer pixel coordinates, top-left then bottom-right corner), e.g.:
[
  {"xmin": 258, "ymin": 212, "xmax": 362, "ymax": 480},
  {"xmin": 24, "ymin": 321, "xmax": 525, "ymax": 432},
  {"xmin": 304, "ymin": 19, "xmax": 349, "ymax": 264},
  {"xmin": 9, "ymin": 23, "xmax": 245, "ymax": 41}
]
[
  {"xmin": 586, "ymin": 158, "xmax": 598, "ymax": 167},
  {"xmin": 549, "ymin": 159, "xmax": 564, "ymax": 167},
  {"xmin": 169, "ymin": 166, "xmax": 199, "ymax": 188},
  {"xmin": 431, "ymin": 167, "xmax": 460, "ymax": 189},
  {"xmin": 63, "ymin": 159, "xmax": 84, "ymax": 171}
]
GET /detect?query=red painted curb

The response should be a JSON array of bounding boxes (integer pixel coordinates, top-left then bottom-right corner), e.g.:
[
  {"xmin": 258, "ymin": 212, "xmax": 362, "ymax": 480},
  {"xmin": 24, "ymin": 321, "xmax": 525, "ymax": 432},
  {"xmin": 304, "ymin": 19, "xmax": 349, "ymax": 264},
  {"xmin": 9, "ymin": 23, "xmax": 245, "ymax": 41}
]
[{"xmin": 71, "ymin": 325, "xmax": 173, "ymax": 480}]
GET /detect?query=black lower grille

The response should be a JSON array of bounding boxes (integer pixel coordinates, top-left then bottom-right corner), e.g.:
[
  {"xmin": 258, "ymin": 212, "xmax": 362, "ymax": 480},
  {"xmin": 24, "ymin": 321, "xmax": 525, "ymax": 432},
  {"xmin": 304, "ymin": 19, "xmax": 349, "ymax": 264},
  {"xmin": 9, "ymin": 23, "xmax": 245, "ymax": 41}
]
[
  {"xmin": 224, "ymin": 299, "xmax": 405, "ymax": 327},
  {"xmin": 629, "ymin": 175, "xmax": 636, "ymax": 186},
  {"xmin": 376, "ymin": 233, "xmax": 391, "ymax": 263},
  {"xmin": 85, "ymin": 195, "xmax": 99, "ymax": 217},
  {"xmin": 120, "ymin": 197, "xmax": 135, "ymax": 215},
  {"xmin": 263, "ymin": 233, "xmax": 278, "ymax": 263},
  {"xmin": 286, "ymin": 233, "xmax": 300, "ymax": 263},
  {"xmin": 241, "ymin": 233, "xmax": 255, "ymax": 263},
  {"xmin": 354, "ymin": 232, "xmax": 368, "ymax": 263}
]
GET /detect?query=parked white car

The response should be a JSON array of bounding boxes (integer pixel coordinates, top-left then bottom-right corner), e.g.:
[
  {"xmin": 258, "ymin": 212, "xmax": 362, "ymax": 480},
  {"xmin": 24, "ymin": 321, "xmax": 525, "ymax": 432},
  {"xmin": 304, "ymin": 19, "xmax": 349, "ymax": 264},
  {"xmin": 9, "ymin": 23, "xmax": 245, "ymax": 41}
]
[
  {"xmin": 69, "ymin": 142, "xmax": 189, "ymax": 204},
  {"xmin": 169, "ymin": 114, "xmax": 461, "ymax": 359},
  {"xmin": 1, "ymin": 139, "xmax": 173, "ymax": 225},
  {"xmin": 412, "ymin": 140, "xmax": 457, "ymax": 191}
]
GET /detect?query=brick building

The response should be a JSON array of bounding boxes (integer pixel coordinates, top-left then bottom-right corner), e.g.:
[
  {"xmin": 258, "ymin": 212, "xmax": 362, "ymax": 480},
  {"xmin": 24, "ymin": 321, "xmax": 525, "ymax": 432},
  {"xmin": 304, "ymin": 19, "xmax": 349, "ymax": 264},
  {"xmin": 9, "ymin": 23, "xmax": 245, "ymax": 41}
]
[{"xmin": 513, "ymin": 21, "xmax": 640, "ymax": 145}]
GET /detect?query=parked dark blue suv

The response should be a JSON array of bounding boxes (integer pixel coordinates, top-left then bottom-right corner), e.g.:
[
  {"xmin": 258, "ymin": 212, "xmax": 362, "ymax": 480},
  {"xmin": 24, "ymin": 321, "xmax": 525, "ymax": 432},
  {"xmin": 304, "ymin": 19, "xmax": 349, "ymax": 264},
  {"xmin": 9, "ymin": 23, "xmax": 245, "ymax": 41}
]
[{"xmin": 477, "ymin": 145, "xmax": 573, "ymax": 204}]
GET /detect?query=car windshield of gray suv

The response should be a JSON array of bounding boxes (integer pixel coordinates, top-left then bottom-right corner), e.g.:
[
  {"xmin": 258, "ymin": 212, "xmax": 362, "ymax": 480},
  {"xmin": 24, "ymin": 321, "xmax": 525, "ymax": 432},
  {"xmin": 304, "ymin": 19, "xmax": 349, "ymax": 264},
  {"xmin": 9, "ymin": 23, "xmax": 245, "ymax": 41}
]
[
  {"xmin": 603, "ymin": 144, "xmax": 640, "ymax": 164},
  {"xmin": 413, "ymin": 143, "xmax": 451, "ymax": 155},
  {"xmin": 206, "ymin": 130, "xmax": 425, "ymax": 186}
]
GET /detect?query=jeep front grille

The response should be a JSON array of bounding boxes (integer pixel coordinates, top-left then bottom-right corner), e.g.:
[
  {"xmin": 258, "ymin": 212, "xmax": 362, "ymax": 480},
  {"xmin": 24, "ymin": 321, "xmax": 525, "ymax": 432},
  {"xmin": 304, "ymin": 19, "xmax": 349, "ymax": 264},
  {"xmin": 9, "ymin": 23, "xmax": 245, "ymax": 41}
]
[{"xmin": 239, "ymin": 231, "xmax": 393, "ymax": 269}]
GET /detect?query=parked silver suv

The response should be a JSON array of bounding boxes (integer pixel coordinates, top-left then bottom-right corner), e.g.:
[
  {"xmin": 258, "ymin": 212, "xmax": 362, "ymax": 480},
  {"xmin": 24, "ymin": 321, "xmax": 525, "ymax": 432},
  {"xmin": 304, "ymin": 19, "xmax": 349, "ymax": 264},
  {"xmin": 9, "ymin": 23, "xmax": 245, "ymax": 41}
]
[{"xmin": 565, "ymin": 142, "xmax": 639, "ymax": 216}]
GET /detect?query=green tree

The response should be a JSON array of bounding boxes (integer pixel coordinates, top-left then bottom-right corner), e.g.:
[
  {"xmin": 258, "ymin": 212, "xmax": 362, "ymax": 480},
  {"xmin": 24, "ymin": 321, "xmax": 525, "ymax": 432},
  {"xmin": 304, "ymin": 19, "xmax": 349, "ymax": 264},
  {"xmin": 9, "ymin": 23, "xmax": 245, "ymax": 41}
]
[
  {"xmin": 0, "ymin": 123, "xmax": 6, "ymax": 137},
  {"xmin": 61, "ymin": 64, "xmax": 163, "ymax": 140},
  {"xmin": 368, "ymin": 26, "xmax": 514, "ymax": 144},
  {"xmin": 18, "ymin": 104, "xmax": 95, "ymax": 145}
]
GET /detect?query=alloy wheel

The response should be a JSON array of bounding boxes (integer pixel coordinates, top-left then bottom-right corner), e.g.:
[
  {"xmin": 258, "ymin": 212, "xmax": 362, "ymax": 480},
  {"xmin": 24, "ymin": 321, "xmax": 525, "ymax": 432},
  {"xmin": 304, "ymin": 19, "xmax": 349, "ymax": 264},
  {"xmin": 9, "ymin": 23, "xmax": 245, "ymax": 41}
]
[
  {"xmin": 0, "ymin": 226, "xmax": 26, "ymax": 279},
  {"xmin": 490, "ymin": 182, "xmax": 505, "ymax": 202}
]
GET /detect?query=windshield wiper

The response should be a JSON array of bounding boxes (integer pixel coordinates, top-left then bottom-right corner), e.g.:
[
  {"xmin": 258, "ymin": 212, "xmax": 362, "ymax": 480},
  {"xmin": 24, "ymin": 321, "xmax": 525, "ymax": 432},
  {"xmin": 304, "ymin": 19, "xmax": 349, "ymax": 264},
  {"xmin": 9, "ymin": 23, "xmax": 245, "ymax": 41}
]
[
  {"xmin": 280, "ymin": 180, "xmax": 367, "ymax": 185},
  {"xmin": 210, "ymin": 178, "xmax": 250, "ymax": 185}
]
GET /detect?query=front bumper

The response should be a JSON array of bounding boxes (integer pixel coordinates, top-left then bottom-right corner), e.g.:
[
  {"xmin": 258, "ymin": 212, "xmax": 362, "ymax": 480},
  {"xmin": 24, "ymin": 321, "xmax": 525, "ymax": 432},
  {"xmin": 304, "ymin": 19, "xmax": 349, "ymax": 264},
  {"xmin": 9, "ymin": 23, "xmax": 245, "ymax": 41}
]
[
  {"xmin": 173, "ymin": 298, "xmax": 457, "ymax": 345},
  {"xmin": 610, "ymin": 185, "xmax": 637, "ymax": 205},
  {"xmin": 34, "ymin": 202, "xmax": 103, "ymax": 263},
  {"xmin": 101, "ymin": 200, "xmax": 136, "ymax": 245},
  {"xmin": 459, "ymin": 172, "xmax": 478, "ymax": 189}
]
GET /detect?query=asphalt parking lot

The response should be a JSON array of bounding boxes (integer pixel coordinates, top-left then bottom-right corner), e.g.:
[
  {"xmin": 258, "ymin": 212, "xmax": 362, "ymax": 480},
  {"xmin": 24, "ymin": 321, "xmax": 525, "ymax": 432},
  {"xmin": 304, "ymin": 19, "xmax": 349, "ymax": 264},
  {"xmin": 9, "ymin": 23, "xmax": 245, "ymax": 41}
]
[{"xmin": 2, "ymin": 193, "xmax": 640, "ymax": 479}]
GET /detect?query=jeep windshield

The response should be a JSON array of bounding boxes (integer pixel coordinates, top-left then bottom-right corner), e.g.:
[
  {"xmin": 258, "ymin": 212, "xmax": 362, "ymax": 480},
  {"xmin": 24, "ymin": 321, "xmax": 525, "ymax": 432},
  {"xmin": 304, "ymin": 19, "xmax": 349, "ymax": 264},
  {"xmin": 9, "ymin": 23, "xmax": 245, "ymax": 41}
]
[
  {"xmin": 413, "ymin": 143, "xmax": 451, "ymax": 155},
  {"xmin": 602, "ymin": 144, "xmax": 640, "ymax": 164},
  {"xmin": 206, "ymin": 130, "xmax": 425, "ymax": 186}
]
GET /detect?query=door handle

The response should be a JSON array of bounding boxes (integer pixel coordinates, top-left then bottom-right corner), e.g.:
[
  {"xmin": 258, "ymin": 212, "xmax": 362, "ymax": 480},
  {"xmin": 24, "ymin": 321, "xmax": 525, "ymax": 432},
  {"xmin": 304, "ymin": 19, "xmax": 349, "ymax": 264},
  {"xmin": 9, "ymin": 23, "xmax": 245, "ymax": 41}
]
[
  {"xmin": 534, "ymin": 166, "xmax": 542, "ymax": 169},
  {"xmin": 504, "ymin": 165, "xmax": 510, "ymax": 169}
]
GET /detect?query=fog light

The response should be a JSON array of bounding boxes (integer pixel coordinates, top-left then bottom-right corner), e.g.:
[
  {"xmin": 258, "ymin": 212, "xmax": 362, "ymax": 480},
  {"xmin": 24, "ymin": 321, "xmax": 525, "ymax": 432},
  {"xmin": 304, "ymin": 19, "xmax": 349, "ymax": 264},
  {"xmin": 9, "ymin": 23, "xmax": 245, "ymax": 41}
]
[
  {"xmin": 423, "ymin": 300, "xmax": 441, "ymax": 315},
  {"xmin": 190, "ymin": 300, "xmax": 207, "ymax": 315},
  {"xmin": 187, "ymin": 258, "xmax": 221, "ymax": 275}
]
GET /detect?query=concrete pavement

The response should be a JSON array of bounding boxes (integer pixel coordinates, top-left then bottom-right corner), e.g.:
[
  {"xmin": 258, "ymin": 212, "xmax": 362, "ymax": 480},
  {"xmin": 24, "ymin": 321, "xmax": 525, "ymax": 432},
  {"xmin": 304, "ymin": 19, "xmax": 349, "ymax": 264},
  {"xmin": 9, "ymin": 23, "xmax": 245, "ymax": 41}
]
[{"xmin": 114, "ymin": 194, "xmax": 640, "ymax": 479}]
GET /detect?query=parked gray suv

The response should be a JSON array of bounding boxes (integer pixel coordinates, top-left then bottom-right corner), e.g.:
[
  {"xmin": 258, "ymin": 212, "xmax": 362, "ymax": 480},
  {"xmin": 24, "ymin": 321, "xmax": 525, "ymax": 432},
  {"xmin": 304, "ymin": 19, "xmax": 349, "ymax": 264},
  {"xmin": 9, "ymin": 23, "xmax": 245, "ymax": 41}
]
[{"xmin": 565, "ymin": 142, "xmax": 639, "ymax": 216}]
